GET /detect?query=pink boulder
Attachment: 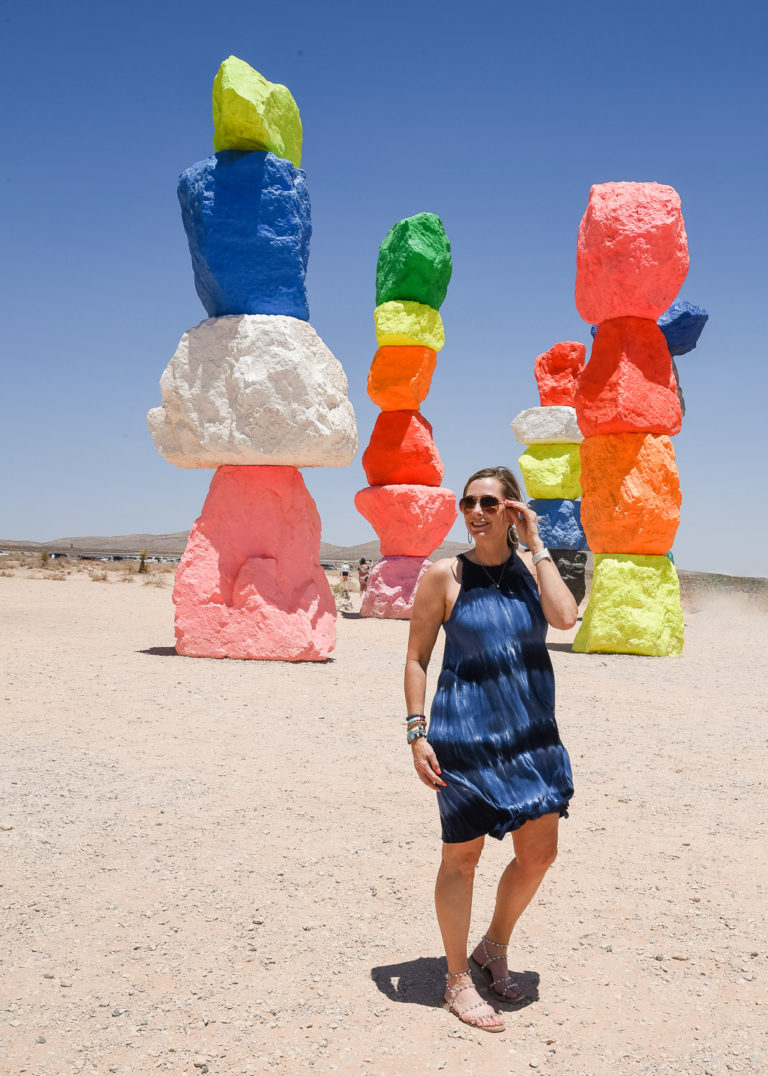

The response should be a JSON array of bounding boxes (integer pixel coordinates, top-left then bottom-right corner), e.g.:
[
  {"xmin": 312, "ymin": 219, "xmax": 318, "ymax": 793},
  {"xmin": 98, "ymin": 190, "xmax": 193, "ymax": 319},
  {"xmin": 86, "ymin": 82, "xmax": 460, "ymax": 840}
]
[
  {"xmin": 355, "ymin": 485, "xmax": 457, "ymax": 556},
  {"xmin": 575, "ymin": 181, "xmax": 689, "ymax": 323},
  {"xmin": 362, "ymin": 411, "xmax": 445, "ymax": 487},
  {"xmin": 173, "ymin": 465, "xmax": 336, "ymax": 660},
  {"xmin": 534, "ymin": 341, "xmax": 586, "ymax": 407},
  {"xmin": 360, "ymin": 556, "xmax": 432, "ymax": 619},
  {"xmin": 574, "ymin": 317, "xmax": 682, "ymax": 437}
]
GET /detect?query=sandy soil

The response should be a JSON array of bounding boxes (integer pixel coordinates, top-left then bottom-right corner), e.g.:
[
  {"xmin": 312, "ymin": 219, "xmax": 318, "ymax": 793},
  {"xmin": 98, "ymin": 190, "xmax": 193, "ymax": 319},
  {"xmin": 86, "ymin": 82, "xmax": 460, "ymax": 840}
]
[{"xmin": 1, "ymin": 561, "xmax": 766, "ymax": 1075}]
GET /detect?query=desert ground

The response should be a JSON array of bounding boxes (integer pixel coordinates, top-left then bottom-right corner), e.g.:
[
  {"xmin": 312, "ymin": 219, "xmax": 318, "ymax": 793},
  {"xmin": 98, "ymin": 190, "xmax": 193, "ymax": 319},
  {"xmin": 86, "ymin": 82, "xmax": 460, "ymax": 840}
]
[{"xmin": 1, "ymin": 555, "xmax": 766, "ymax": 1075}]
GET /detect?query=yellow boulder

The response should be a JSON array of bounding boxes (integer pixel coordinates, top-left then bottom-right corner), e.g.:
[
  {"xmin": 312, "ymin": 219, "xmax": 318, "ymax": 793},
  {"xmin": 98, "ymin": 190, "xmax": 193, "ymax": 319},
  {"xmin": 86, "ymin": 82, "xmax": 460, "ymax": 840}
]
[
  {"xmin": 573, "ymin": 553, "xmax": 684, "ymax": 656},
  {"xmin": 374, "ymin": 301, "xmax": 445, "ymax": 351},
  {"xmin": 212, "ymin": 56, "xmax": 302, "ymax": 167},
  {"xmin": 518, "ymin": 444, "xmax": 582, "ymax": 499}
]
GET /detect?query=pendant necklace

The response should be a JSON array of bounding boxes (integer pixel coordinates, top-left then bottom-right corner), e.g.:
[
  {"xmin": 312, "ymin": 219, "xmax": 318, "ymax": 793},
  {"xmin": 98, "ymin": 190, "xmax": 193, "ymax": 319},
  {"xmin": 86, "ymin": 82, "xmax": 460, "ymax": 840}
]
[{"xmin": 473, "ymin": 551, "xmax": 509, "ymax": 590}]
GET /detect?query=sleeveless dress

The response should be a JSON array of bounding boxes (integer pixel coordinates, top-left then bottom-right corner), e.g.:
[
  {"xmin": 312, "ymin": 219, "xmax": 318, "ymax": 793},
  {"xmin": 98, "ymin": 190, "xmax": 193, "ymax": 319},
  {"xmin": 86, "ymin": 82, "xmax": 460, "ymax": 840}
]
[{"xmin": 428, "ymin": 552, "xmax": 574, "ymax": 844}]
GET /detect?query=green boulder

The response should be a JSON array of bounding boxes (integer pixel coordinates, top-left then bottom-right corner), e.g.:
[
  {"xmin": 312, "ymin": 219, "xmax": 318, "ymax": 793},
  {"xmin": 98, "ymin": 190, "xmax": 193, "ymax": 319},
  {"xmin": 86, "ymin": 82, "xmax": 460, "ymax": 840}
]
[
  {"xmin": 212, "ymin": 56, "xmax": 302, "ymax": 167},
  {"xmin": 376, "ymin": 213, "xmax": 452, "ymax": 309},
  {"xmin": 573, "ymin": 553, "xmax": 684, "ymax": 656}
]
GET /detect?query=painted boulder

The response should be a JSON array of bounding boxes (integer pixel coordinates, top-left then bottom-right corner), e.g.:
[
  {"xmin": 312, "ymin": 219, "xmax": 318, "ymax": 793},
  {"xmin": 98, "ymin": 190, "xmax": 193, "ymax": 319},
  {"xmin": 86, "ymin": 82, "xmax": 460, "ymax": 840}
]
[
  {"xmin": 376, "ymin": 212, "xmax": 452, "ymax": 310},
  {"xmin": 534, "ymin": 342, "xmax": 586, "ymax": 408},
  {"xmin": 173, "ymin": 465, "xmax": 336, "ymax": 661},
  {"xmin": 518, "ymin": 444, "xmax": 582, "ymax": 500},
  {"xmin": 354, "ymin": 485, "xmax": 457, "ymax": 556},
  {"xmin": 362, "ymin": 411, "xmax": 444, "ymax": 487},
  {"xmin": 511, "ymin": 406, "xmax": 582, "ymax": 445},
  {"xmin": 573, "ymin": 553, "xmax": 684, "ymax": 656},
  {"xmin": 658, "ymin": 300, "xmax": 709, "ymax": 356},
  {"xmin": 360, "ymin": 556, "xmax": 432, "ymax": 619},
  {"xmin": 574, "ymin": 317, "xmax": 681, "ymax": 438},
  {"xmin": 549, "ymin": 549, "xmax": 588, "ymax": 606},
  {"xmin": 178, "ymin": 150, "xmax": 311, "ymax": 319},
  {"xmin": 374, "ymin": 301, "xmax": 445, "ymax": 351},
  {"xmin": 212, "ymin": 55, "xmax": 302, "ymax": 166},
  {"xmin": 575, "ymin": 182, "xmax": 689, "ymax": 324},
  {"xmin": 367, "ymin": 346, "xmax": 436, "ymax": 411},
  {"xmin": 147, "ymin": 315, "xmax": 357, "ymax": 469},
  {"xmin": 528, "ymin": 499, "xmax": 587, "ymax": 551},
  {"xmin": 579, "ymin": 433, "xmax": 681, "ymax": 554}
]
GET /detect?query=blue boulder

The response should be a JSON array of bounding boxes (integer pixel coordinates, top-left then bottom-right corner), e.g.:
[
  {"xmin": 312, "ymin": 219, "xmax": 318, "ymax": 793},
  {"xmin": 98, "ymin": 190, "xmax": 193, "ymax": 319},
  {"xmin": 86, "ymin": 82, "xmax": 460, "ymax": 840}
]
[
  {"xmin": 528, "ymin": 499, "xmax": 588, "ymax": 551},
  {"xmin": 178, "ymin": 150, "xmax": 311, "ymax": 320},
  {"xmin": 657, "ymin": 300, "xmax": 708, "ymax": 356}
]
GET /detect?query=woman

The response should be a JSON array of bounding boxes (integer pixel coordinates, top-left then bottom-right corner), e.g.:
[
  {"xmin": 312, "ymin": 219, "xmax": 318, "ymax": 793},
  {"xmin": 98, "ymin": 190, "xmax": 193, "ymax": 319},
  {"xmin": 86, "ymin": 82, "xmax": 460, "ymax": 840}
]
[{"xmin": 404, "ymin": 466, "xmax": 577, "ymax": 1032}]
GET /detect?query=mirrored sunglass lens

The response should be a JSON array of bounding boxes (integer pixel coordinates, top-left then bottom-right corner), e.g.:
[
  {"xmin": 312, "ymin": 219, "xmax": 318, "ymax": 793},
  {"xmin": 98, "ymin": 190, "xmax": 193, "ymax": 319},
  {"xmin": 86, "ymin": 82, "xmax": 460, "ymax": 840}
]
[{"xmin": 461, "ymin": 496, "xmax": 500, "ymax": 510}]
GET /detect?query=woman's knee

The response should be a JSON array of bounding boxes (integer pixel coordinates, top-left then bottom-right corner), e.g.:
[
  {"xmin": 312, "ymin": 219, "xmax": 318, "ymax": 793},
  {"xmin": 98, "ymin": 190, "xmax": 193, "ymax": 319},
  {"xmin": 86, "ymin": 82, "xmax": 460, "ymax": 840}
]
[
  {"xmin": 441, "ymin": 838, "xmax": 484, "ymax": 878},
  {"xmin": 516, "ymin": 839, "xmax": 558, "ymax": 875}
]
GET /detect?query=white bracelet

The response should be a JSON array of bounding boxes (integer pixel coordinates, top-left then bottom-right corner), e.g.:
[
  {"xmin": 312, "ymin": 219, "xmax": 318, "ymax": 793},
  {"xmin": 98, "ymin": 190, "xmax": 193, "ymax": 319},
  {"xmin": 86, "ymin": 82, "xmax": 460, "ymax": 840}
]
[{"xmin": 531, "ymin": 548, "xmax": 552, "ymax": 565}]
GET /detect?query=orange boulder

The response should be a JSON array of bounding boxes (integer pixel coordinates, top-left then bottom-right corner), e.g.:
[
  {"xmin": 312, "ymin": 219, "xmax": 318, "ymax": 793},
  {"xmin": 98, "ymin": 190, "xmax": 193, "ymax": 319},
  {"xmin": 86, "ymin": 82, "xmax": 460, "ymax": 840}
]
[
  {"xmin": 574, "ymin": 317, "xmax": 681, "ymax": 437},
  {"xmin": 367, "ymin": 345, "xmax": 437, "ymax": 411},
  {"xmin": 362, "ymin": 411, "xmax": 445, "ymax": 486},
  {"xmin": 354, "ymin": 484, "xmax": 457, "ymax": 556},
  {"xmin": 534, "ymin": 341, "xmax": 586, "ymax": 407},
  {"xmin": 580, "ymin": 433, "xmax": 681, "ymax": 554},
  {"xmin": 575, "ymin": 181, "xmax": 689, "ymax": 323}
]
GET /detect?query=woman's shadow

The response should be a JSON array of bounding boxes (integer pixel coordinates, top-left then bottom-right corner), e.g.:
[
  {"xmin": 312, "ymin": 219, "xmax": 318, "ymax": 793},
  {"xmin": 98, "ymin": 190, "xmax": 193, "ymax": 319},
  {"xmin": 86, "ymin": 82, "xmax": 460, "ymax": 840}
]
[{"xmin": 370, "ymin": 956, "xmax": 539, "ymax": 1009}]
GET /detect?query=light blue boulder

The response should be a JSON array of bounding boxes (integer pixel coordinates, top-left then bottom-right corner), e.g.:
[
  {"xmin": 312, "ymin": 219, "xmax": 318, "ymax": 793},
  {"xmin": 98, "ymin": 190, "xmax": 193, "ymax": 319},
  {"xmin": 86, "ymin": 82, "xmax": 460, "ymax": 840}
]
[
  {"xmin": 657, "ymin": 300, "xmax": 709, "ymax": 356},
  {"xmin": 528, "ymin": 498, "xmax": 588, "ymax": 551},
  {"xmin": 178, "ymin": 150, "xmax": 311, "ymax": 319}
]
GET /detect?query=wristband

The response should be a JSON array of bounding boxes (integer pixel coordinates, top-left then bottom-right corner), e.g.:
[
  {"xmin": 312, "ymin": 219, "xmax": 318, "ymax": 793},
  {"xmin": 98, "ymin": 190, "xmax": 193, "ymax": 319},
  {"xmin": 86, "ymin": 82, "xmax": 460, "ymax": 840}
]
[
  {"xmin": 407, "ymin": 726, "xmax": 428, "ymax": 744},
  {"xmin": 531, "ymin": 548, "xmax": 552, "ymax": 566}
]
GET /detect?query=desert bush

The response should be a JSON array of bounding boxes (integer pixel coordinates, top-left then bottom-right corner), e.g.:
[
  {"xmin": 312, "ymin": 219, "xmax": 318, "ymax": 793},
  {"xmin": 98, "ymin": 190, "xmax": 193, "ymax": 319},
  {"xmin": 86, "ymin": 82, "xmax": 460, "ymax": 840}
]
[
  {"xmin": 89, "ymin": 569, "xmax": 108, "ymax": 582},
  {"xmin": 43, "ymin": 572, "xmax": 67, "ymax": 581},
  {"xmin": 0, "ymin": 570, "xmax": 13, "ymax": 578}
]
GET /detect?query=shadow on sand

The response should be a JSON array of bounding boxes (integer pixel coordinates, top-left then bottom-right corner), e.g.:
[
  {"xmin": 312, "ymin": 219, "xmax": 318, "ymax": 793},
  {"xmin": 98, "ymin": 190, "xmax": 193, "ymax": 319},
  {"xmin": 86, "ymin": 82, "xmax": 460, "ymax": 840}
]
[
  {"xmin": 370, "ymin": 956, "xmax": 539, "ymax": 1010},
  {"xmin": 138, "ymin": 646, "xmax": 178, "ymax": 657}
]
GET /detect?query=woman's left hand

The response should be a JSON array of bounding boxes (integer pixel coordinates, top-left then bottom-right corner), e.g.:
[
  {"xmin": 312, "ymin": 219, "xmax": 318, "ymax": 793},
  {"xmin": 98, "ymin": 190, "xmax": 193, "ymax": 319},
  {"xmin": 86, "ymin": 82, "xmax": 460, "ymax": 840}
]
[{"xmin": 504, "ymin": 500, "xmax": 543, "ymax": 553}]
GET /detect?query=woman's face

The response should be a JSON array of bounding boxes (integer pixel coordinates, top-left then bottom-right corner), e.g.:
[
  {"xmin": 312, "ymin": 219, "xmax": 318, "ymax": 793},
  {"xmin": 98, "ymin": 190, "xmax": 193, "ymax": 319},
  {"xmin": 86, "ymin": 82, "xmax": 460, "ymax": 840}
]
[{"xmin": 461, "ymin": 477, "xmax": 508, "ymax": 542}]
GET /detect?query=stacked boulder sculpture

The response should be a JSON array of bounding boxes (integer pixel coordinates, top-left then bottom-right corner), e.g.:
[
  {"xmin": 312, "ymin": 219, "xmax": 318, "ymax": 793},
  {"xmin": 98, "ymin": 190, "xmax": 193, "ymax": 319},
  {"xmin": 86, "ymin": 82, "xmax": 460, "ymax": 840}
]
[
  {"xmin": 147, "ymin": 57, "xmax": 357, "ymax": 660},
  {"xmin": 355, "ymin": 213, "xmax": 457, "ymax": 618},
  {"xmin": 571, "ymin": 182, "xmax": 691, "ymax": 656},
  {"xmin": 512, "ymin": 341, "xmax": 589, "ymax": 605}
]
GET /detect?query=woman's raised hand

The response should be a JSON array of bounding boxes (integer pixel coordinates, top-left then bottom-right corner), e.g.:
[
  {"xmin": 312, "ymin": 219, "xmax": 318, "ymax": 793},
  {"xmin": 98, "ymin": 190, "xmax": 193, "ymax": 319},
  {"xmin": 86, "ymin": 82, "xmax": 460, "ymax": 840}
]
[
  {"xmin": 412, "ymin": 737, "xmax": 447, "ymax": 789},
  {"xmin": 504, "ymin": 499, "xmax": 543, "ymax": 552}
]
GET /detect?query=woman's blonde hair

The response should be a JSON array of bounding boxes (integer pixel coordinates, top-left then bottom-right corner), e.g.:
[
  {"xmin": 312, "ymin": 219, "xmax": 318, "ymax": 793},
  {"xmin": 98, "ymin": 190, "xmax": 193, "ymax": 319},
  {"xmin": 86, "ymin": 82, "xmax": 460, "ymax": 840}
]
[{"xmin": 463, "ymin": 466, "xmax": 523, "ymax": 550}]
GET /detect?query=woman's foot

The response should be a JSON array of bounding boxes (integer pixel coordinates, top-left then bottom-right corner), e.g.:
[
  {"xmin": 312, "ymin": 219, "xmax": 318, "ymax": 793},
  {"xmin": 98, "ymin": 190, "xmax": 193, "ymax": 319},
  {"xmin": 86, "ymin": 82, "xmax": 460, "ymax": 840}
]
[
  {"xmin": 470, "ymin": 935, "xmax": 525, "ymax": 1001},
  {"xmin": 443, "ymin": 970, "xmax": 504, "ymax": 1032}
]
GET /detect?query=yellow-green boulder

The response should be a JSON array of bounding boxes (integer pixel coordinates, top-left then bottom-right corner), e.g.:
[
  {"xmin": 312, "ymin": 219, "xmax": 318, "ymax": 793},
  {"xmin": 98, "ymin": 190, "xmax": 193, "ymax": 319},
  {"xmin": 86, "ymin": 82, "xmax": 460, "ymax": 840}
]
[
  {"xmin": 212, "ymin": 56, "xmax": 302, "ymax": 167},
  {"xmin": 518, "ymin": 443, "xmax": 581, "ymax": 499},
  {"xmin": 573, "ymin": 553, "xmax": 684, "ymax": 656},
  {"xmin": 374, "ymin": 301, "xmax": 445, "ymax": 351}
]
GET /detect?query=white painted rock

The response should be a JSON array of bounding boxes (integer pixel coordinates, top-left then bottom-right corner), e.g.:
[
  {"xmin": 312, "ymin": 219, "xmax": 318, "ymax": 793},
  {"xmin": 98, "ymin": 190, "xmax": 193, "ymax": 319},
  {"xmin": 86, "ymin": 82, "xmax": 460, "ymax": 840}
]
[
  {"xmin": 511, "ymin": 406, "xmax": 583, "ymax": 445},
  {"xmin": 147, "ymin": 314, "xmax": 357, "ymax": 468}
]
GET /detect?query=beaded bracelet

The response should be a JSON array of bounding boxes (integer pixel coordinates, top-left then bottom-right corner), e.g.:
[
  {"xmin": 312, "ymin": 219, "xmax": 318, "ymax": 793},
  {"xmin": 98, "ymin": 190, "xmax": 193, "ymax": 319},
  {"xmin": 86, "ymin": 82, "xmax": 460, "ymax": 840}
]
[
  {"xmin": 407, "ymin": 725, "xmax": 428, "ymax": 744},
  {"xmin": 406, "ymin": 713, "xmax": 426, "ymax": 724}
]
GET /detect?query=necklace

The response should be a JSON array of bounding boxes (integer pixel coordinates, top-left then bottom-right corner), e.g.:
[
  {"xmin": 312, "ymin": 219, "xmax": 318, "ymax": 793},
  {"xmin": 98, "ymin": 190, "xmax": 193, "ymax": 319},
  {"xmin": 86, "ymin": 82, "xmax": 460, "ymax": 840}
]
[{"xmin": 471, "ymin": 551, "xmax": 510, "ymax": 590}]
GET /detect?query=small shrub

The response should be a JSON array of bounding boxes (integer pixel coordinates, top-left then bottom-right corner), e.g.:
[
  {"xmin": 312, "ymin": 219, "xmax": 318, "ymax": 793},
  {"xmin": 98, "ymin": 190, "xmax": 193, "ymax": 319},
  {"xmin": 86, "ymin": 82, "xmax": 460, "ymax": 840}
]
[{"xmin": 90, "ymin": 570, "xmax": 108, "ymax": 582}]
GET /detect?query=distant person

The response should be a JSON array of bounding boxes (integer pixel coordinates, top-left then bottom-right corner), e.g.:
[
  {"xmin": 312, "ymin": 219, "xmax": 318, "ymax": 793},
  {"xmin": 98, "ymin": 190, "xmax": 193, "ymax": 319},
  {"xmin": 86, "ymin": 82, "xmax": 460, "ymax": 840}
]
[
  {"xmin": 340, "ymin": 562, "xmax": 350, "ymax": 584},
  {"xmin": 358, "ymin": 558, "xmax": 369, "ymax": 593},
  {"xmin": 404, "ymin": 466, "xmax": 577, "ymax": 1033}
]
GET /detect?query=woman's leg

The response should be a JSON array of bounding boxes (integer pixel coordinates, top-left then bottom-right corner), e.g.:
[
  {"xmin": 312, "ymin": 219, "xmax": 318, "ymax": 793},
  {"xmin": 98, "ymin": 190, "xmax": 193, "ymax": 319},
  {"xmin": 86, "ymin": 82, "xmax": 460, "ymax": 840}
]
[
  {"xmin": 471, "ymin": 813, "xmax": 560, "ymax": 989},
  {"xmin": 436, "ymin": 837, "xmax": 503, "ymax": 1029}
]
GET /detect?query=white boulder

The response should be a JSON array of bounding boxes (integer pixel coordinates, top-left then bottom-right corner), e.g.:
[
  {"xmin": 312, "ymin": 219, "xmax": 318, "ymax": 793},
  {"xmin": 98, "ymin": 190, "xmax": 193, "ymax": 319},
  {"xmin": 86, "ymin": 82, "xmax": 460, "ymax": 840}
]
[
  {"xmin": 511, "ymin": 405, "xmax": 583, "ymax": 445},
  {"xmin": 147, "ymin": 314, "xmax": 358, "ymax": 468}
]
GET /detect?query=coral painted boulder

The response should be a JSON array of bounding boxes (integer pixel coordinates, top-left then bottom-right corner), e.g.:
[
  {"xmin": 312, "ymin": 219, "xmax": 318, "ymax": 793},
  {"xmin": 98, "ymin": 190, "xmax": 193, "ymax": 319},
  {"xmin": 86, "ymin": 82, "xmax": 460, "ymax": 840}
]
[
  {"xmin": 212, "ymin": 55, "xmax": 302, "ymax": 166},
  {"xmin": 575, "ymin": 182, "xmax": 689, "ymax": 324},
  {"xmin": 376, "ymin": 213, "xmax": 453, "ymax": 310},
  {"xmin": 354, "ymin": 485, "xmax": 457, "ymax": 556},
  {"xmin": 518, "ymin": 444, "xmax": 582, "ymax": 500},
  {"xmin": 367, "ymin": 346, "xmax": 436, "ymax": 411},
  {"xmin": 511, "ymin": 406, "xmax": 582, "ymax": 445},
  {"xmin": 147, "ymin": 315, "xmax": 357, "ymax": 469},
  {"xmin": 178, "ymin": 150, "xmax": 311, "ymax": 319},
  {"xmin": 360, "ymin": 556, "xmax": 432, "ymax": 619},
  {"xmin": 574, "ymin": 317, "xmax": 682, "ymax": 437},
  {"xmin": 362, "ymin": 411, "xmax": 444, "ymax": 487},
  {"xmin": 374, "ymin": 301, "xmax": 445, "ymax": 351},
  {"xmin": 550, "ymin": 549, "xmax": 588, "ymax": 606},
  {"xmin": 657, "ymin": 300, "xmax": 709, "ymax": 356},
  {"xmin": 528, "ymin": 499, "xmax": 588, "ymax": 551},
  {"xmin": 173, "ymin": 465, "xmax": 336, "ymax": 660},
  {"xmin": 580, "ymin": 433, "xmax": 681, "ymax": 554},
  {"xmin": 573, "ymin": 553, "xmax": 684, "ymax": 656},
  {"xmin": 534, "ymin": 342, "xmax": 587, "ymax": 407}
]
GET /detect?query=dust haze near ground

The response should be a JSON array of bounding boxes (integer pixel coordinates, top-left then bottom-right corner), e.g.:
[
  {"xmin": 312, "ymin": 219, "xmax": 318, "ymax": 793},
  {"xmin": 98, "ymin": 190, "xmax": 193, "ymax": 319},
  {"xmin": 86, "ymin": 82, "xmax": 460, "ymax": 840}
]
[{"xmin": 1, "ymin": 556, "xmax": 766, "ymax": 1074}]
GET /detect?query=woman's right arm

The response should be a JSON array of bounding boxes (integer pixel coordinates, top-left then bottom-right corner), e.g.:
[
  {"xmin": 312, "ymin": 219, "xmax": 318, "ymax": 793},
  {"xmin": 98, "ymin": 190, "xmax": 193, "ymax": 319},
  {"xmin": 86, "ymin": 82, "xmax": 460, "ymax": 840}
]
[{"xmin": 404, "ymin": 561, "xmax": 452, "ymax": 789}]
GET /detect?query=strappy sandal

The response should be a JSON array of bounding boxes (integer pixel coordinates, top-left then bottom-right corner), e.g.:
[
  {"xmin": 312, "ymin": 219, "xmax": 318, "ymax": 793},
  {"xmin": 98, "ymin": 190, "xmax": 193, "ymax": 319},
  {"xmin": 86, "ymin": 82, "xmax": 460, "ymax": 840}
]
[
  {"xmin": 442, "ymin": 970, "xmax": 504, "ymax": 1033},
  {"xmin": 469, "ymin": 935, "xmax": 526, "ymax": 1002}
]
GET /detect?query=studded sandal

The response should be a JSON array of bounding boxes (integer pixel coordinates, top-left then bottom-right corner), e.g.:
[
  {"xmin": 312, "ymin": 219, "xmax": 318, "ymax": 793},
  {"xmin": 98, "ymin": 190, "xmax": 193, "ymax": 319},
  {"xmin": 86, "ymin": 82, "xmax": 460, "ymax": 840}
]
[
  {"xmin": 442, "ymin": 970, "xmax": 504, "ymax": 1032},
  {"xmin": 469, "ymin": 935, "xmax": 526, "ymax": 1002}
]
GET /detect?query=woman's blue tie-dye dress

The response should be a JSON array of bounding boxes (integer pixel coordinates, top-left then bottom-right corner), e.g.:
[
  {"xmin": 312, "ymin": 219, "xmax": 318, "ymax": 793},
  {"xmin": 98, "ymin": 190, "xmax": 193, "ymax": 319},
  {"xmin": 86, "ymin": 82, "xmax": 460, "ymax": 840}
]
[{"xmin": 429, "ymin": 552, "xmax": 574, "ymax": 844}]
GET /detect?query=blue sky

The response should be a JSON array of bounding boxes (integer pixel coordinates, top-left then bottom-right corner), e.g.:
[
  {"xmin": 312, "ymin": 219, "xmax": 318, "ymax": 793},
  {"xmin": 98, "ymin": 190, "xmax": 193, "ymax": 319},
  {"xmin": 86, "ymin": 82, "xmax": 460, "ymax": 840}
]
[{"xmin": 1, "ymin": 0, "xmax": 766, "ymax": 575}]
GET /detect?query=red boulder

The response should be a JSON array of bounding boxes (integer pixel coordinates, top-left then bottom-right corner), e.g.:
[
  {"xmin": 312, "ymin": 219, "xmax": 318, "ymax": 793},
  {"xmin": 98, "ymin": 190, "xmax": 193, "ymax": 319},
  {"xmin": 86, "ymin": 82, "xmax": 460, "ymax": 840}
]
[
  {"xmin": 534, "ymin": 341, "xmax": 587, "ymax": 407},
  {"xmin": 362, "ymin": 411, "xmax": 445, "ymax": 486}
]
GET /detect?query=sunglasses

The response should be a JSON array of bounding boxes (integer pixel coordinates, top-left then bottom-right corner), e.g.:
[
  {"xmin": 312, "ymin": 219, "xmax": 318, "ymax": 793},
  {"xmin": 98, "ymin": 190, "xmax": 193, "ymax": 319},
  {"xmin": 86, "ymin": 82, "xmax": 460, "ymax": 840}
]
[{"xmin": 459, "ymin": 495, "xmax": 503, "ymax": 512}]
